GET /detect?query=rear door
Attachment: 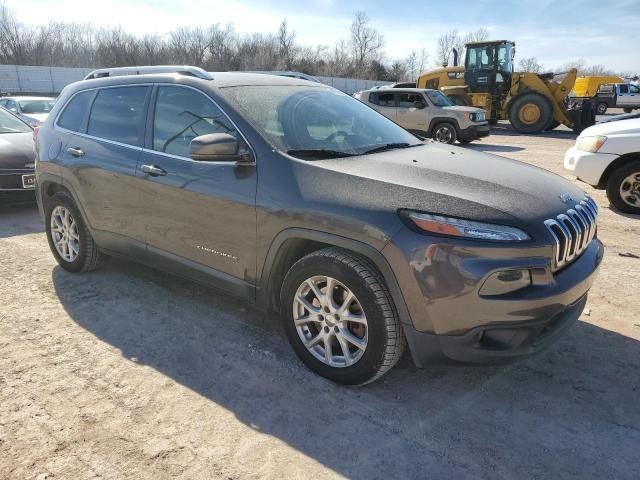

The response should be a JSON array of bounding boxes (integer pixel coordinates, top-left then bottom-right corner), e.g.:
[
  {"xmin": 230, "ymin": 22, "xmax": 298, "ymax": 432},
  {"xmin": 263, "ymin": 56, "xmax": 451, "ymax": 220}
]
[
  {"xmin": 367, "ymin": 91, "xmax": 397, "ymax": 121},
  {"xmin": 57, "ymin": 85, "xmax": 151, "ymax": 247},
  {"xmin": 396, "ymin": 92, "xmax": 428, "ymax": 131},
  {"xmin": 137, "ymin": 85, "xmax": 257, "ymax": 293}
]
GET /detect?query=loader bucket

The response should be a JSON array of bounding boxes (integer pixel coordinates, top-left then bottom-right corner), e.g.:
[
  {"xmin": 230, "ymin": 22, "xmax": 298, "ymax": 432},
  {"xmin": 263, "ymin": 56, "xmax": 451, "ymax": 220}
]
[{"xmin": 567, "ymin": 99, "xmax": 596, "ymax": 133}]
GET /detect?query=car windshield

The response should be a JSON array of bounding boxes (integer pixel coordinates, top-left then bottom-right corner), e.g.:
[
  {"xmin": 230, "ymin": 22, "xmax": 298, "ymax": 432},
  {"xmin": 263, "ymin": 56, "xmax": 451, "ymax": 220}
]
[
  {"xmin": 425, "ymin": 91, "xmax": 454, "ymax": 107},
  {"xmin": 18, "ymin": 99, "xmax": 55, "ymax": 114},
  {"xmin": 0, "ymin": 107, "xmax": 32, "ymax": 133},
  {"xmin": 219, "ymin": 85, "xmax": 422, "ymax": 158}
]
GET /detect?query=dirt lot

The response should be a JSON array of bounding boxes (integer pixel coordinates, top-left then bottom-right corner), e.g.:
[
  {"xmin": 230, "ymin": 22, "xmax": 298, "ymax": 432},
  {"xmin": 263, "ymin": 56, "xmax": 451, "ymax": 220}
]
[{"xmin": 1, "ymin": 119, "xmax": 639, "ymax": 479}]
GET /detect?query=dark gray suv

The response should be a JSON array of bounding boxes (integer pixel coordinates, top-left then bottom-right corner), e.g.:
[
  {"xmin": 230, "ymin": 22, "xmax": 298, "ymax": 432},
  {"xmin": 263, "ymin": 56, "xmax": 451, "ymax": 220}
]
[{"xmin": 35, "ymin": 67, "xmax": 604, "ymax": 385}]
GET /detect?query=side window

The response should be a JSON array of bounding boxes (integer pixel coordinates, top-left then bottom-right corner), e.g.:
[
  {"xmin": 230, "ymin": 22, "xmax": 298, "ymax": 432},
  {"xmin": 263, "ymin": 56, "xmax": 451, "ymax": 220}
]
[
  {"xmin": 618, "ymin": 84, "xmax": 629, "ymax": 94},
  {"xmin": 87, "ymin": 86, "xmax": 149, "ymax": 146},
  {"xmin": 630, "ymin": 85, "xmax": 640, "ymax": 94},
  {"xmin": 377, "ymin": 93, "xmax": 395, "ymax": 107},
  {"xmin": 152, "ymin": 86, "xmax": 236, "ymax": 158},
  {"xmin": 368, "ymin": 92, "xmax": 378, "ymax": 104},
  {"xmin": 57, "ymin": 90, "xmax": 94, "ymax": 132},
  {"xmin": 398, "ymin": 93, "xmax": 422, "ymax": 108},
  {"xmin": 425, "ymin": 78, "xmax": 440, "ymax": 89},
  {"xmin": 6, "ymin": 99, "xmax": 17, "ymax": 111}
]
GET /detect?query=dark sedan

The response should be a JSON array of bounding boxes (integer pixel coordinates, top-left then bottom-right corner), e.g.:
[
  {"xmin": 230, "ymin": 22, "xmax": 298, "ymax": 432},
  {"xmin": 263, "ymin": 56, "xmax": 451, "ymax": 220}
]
[{"xmin": 0, "ymin": 107, "xmax": 35, "ymax": 202}]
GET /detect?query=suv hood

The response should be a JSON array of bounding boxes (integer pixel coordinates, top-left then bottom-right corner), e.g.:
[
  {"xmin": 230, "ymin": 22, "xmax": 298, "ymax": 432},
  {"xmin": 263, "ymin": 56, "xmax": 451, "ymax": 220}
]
[
  {"xmin": 299, "ymin": 143, "xmax": 587, "ymax": 238},
  {"xmin": 441, "ymin": 105, "xmax": 485, "ymax": 114},
  {"xmin": 583, "ymin": 117, "xmax": 640, "ymax": 136},
  {"xmin": 0, "ymin": 132, "xmax": 35, "ymax": 169}
]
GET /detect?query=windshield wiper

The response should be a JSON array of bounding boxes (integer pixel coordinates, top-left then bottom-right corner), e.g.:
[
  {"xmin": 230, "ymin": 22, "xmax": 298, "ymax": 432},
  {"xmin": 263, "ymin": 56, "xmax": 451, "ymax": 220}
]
[
  {"xmin": 362, "ymin": 142, "xmax": 414, "ymax": 155},
  {"xmin": 287, "ymin": 149, "xmax": 357, "ymax": 159}
]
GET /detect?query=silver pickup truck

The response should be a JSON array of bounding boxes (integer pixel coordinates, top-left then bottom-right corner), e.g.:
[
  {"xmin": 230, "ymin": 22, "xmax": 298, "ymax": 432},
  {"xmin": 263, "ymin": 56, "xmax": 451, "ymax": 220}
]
[{"xmin": 592, "ymin": 83, "xmax": 640, "ymax": 114}]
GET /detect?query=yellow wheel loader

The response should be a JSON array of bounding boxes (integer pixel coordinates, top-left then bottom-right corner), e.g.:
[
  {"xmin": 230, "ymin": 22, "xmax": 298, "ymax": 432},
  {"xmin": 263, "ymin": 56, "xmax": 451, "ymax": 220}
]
[{"xmin": 417, "ymin": 40, "xmax": 595, "ymax": 133}]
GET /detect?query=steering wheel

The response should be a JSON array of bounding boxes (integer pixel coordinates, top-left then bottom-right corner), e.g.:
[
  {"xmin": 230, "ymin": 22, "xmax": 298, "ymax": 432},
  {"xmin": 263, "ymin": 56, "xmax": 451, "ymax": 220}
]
[{"xmin": 324, "ymin": 130, "xmax": 351, "ymax": 143}]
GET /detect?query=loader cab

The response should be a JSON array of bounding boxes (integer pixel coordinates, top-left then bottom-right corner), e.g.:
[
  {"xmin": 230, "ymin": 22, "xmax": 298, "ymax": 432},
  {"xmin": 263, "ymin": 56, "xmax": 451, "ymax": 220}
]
[{"xmin": 464, "ymin": 40, "xmax": 515, "ymax": 95}]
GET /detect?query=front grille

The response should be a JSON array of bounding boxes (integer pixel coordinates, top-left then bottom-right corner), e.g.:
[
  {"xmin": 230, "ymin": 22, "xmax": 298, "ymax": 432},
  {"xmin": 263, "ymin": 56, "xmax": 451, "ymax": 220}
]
[
  {"xmin": 544, "ymin": 196, "xmax": 598, "ymax": 271},
  {"xmin": 0, "ymin": 173, "xmax": 23, "ymax": 190}
]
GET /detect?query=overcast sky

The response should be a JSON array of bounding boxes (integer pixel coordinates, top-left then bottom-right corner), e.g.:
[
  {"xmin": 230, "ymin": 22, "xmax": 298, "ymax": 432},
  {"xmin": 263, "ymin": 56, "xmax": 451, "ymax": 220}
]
[{"xmin": 6, "ymin": 0, "xmax": 640, "ymax": 73}]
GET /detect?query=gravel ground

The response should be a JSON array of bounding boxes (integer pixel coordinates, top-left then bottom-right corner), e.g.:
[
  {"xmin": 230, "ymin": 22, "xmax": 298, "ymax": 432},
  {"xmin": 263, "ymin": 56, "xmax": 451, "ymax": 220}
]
[{"xmin": 1, "ymin": 118, "xmax": 639, "ymax": 480}]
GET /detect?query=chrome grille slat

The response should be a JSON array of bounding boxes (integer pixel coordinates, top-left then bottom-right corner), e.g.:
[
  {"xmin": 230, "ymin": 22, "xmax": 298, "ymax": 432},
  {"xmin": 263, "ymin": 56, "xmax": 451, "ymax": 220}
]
[{"xmin": 544, "ymin": 196, "xmax": 599, "ymax": 271}]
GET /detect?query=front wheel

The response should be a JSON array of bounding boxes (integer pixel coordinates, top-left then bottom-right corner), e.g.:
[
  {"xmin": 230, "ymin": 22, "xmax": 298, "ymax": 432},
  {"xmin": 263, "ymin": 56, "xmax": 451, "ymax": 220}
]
[
  {"xmin": 606, "ymin": 161, "xmax": 640, "ymax": 214},
  {"xmin": 45, "ymin": 192, "xmax": 104, "ymax": 273},
  {"xmin": 508, "ymin": 93, "xmax": 553, "ymax": 133},
  {"xmin": 280, "ymin": 248, "xmax": 405, "ymax": 385},
  {"xmin": 432, "ymin": 122, "xmax": 457, "ymax": 144}
]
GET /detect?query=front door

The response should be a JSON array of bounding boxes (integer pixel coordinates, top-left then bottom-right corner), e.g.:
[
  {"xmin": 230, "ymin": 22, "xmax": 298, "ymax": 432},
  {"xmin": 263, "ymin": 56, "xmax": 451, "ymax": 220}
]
[{"xmin": 138, "ymin": 85, "xmax": 257, "ymax": 293}]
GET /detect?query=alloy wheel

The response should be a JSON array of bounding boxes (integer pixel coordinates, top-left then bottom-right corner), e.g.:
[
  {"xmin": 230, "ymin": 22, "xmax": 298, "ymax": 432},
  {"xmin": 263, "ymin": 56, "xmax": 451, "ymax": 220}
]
[
  {"xmin": 292, "ymin": 275, "xmax": 368, "ymax": 368},
  {"xmin": 619, "ymin": 172, "xmax": 640, "ymax": 207},
  {"xmin": 50, "ymin": 206, "xmax": 80, "ymax": 262},
  {"xmin": 434, "ymin": 125, "xmax": 454, "ymax": 143}
]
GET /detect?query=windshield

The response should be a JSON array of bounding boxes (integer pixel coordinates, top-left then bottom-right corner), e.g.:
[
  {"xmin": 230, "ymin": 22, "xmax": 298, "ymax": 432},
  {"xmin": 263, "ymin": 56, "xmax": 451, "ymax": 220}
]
[
  {"xmin": 0, "ymin": 107, "xmax": 32, "ymax": 133},
  {"xmin": 425, "ymin": 90, "xmax": 454, "ymax": 107},
  {"xmin": 219, "ymin": 86, "xmax": 421, "ymax": 158},
  {"xmin": 18, "ymin": 99, "xmax": 55, "ymax": 114},
  {"xmin": 467, "ymin": 43, "xmax": 514, "ymax": 73}
]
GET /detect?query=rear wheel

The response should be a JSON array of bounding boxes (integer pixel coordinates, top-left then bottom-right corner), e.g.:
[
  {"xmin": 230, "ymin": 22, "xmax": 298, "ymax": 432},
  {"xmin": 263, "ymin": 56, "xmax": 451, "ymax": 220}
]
[
  {"xmin": 596, "ymin": 102, "xmax": 608, "ymax": 115},
  {"xmin": 432, "ymin": 122, "xmax": 457, "ymax": 144},
  {"xmin": 45, "ymin": 192, "xmax": 103, "ymax": 273},
  {"xmin": 623, "ymin": 108, "xmax": 633, "ymax": 114},
  {"xmin": 508, "ymin": 93, "xmax": 553, "ymax": 133},
  {"xmin": 606, "ymin": 161, "xmax": 640, "ymax": 214},
  {"xmin": 281, "ymin": 248, "xmax": 405, "ymax": 385}
]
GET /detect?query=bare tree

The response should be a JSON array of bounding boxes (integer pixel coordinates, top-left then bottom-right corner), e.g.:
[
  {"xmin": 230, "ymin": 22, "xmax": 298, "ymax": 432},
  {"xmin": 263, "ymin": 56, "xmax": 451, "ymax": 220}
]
[
  {"xmin": 350, "ymin": 11, "xmax": 384, "ymax": 72},
  {"xmin": 277, "ymin": 18, "xmax": 296, "ymax": 70},
  {"xmin": 518, "ymin": 56, "xmax": 544, "ymax": 73}
]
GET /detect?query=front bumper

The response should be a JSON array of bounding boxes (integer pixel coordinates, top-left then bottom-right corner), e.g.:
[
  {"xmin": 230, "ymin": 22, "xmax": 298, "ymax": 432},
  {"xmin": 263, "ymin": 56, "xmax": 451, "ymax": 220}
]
[
  {"xmin": 383, "ymin": 232, "xmax": 604, "ymax": 367},
  {"xmin": 564, "ymin": 145, "xmax": 617, "ymax": 186},
  {"xmin": 459, "ymin": 123, "xmax": 490, "ymax": 141}
]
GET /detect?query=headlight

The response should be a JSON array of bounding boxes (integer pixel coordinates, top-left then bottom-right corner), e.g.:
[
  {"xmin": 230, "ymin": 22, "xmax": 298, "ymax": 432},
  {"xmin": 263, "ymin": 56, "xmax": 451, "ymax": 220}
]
[
  {"xmin": 576, "ymin": 135, "xmax": 606, "ymax": 153},
  {"xmin": 471, "ymin": 112, "xmax": 485, "ymax": 122},
  {"xmin": 402, "ymin": 211, "xmax": 531, "ymax": 242}
]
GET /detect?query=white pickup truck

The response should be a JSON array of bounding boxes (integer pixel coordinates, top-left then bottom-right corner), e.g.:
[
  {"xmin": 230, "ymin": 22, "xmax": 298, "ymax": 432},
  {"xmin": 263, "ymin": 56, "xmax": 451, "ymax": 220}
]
[{"xmin": 564, "ymin": 116, "xmax": 640, "ymax": 214}]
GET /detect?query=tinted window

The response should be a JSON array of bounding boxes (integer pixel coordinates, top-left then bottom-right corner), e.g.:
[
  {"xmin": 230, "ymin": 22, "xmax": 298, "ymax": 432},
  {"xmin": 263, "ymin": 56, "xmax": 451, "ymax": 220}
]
[
  {"xmin": 398, "ymin": 93, "xmax": 423, "ymax": 108},
  {"xmin": 87, "ymin": 86, "xmax": 149, "ymax": 146},
  {"xmin": 618, "ymin": 84, "xmax": 629, "ymax": 94},
  {"xmin": 58, "ymin": 91, "xmax": 94, "ymax": 132},
  {"xmin": 152, "ymin": 86, "xmax": 236, "ymax": 157},
  {"xmin": 630, "ymin": 85, "xmax": 640, "ymax": 93}
]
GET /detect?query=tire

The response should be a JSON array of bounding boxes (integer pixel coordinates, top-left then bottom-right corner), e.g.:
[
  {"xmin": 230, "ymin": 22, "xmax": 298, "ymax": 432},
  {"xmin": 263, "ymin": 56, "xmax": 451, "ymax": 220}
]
[
  {"xmin": 508, "ymin": 93, "xmax": 553, "ymax": 133},
  {"xmin": 45, "ymin": 192, "xmax": 104, "ymax": 273},
  {"xmin": 545, "ymin": 119, "xmax": 560, "ymax": 131},
  {"xmin": 606, "ymin": 161, "xmax": 640, "ymax": 214},
  {"xmin": 280, "ymin": 247, "xmax": 405, "ymax": 385},
  {"xmin": 623, "ymin": 108, "xmax": 633, "ymax": 114},
  {"xmin": 596, "ymin": 102, "xmax": 608, "ymax": 115},
  {"xmin": 431, "ymin": 122, "xmax": 457, "ymax": 144}
]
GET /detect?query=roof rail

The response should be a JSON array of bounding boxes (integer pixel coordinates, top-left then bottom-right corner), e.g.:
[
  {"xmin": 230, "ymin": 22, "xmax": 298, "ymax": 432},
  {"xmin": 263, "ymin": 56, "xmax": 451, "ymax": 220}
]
[{"xmin": 83, "ymin": 66, "xmax": 213, "ymax": 80}]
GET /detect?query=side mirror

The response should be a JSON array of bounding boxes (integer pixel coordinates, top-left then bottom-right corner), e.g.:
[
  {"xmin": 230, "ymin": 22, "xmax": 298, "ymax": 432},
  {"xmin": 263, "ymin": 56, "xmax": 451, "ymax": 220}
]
[
  {"xmin": 189, "ymin": 133, "xmax": 251, "ymax": 162},
  {"xmin": 414, "ymin": 101, "xmax": 426, "ymax": 109}
]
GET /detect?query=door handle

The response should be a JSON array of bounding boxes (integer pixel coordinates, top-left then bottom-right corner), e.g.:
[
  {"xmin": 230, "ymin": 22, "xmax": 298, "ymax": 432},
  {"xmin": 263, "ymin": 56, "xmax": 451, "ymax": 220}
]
[
  {"xmin": 140, "ymin": 164, "xmax": 167, "ymax": 176},
  {"xmin": 67, "ymin": 147, "xmax": 85, "ymax": 158}
]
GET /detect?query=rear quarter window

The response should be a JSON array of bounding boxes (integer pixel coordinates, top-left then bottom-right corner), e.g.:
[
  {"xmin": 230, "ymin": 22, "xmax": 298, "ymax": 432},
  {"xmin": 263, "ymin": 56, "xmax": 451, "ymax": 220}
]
[
  {"xmin": 87, "ymin": 86, "xmax": 149, "ymax": 146},
  {"xmin": 57, "ymin": 91, "xmax": 94, "ymax": 132}
]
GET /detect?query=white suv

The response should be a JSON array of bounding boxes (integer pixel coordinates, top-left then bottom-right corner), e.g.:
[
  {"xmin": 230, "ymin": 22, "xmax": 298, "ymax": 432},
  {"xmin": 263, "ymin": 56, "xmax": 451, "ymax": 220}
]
[{"xmin": 564, "ymin": 116, "xmax": 640, "ymax": 213}]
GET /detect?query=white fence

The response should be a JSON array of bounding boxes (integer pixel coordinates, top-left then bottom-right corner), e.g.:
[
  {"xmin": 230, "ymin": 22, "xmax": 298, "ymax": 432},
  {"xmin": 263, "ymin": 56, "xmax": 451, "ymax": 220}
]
[{"xmin": 0, "ymin": 65, "xmax": 391, "ymax": 95}]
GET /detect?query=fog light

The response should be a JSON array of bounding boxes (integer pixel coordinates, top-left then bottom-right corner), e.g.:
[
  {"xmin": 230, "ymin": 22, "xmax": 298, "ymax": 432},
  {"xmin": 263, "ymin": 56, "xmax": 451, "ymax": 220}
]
[{"xmin": 480, "ymin": 269, "xmax": 532, "ymax": 296}]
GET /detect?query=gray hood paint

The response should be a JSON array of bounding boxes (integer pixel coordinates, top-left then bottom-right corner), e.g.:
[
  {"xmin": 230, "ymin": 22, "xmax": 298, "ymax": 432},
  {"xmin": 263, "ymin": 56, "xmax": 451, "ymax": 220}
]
[{"xmin": 291, "ymin": 142, "xmax": 586, "ymax": 239}]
